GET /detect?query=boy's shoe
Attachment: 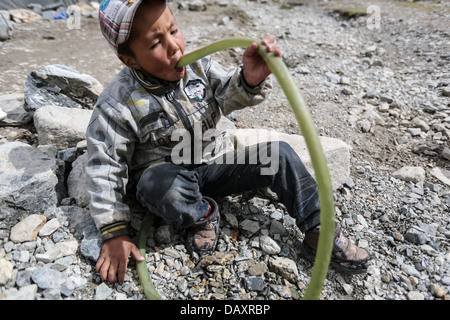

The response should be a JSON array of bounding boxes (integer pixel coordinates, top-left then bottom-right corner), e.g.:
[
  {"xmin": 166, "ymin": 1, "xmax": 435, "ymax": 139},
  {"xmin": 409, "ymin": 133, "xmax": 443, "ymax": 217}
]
[
  {"xmin": 186, "ymin": 197, "xmax": 220, "ymax": 257},
  {"xmin": 302, "ymin": 223, "xmax": 371, "ymax": 275}
]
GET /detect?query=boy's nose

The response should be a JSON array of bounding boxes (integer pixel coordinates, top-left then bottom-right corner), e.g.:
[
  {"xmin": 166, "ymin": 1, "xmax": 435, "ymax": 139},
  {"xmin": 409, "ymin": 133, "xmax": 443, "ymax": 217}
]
[{"xmin": 167, "ymin": 39, "xmax": 179, "ymax": 57}]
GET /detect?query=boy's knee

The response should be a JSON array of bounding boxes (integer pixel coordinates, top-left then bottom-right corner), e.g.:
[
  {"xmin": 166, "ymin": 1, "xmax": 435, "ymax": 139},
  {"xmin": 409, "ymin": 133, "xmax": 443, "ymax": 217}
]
[
  {"xmin": 136, "ymin": 163, "xmax": 201, "ymax": 205},
  {"xmin": 277, "ymin": 141, "xmax": 297, "ymax": 159},
  {"xmin": 137, "ymin": 163, "xmax": 181, "ymax": 200}
]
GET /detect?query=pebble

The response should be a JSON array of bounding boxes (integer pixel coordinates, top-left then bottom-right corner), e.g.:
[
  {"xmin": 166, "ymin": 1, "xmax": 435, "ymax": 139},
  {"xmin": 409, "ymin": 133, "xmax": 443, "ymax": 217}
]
[
  {"xmin": 0, "ymin": 259, "xmax": 14, "ymax": 285},
  {"xmin": 38, "ymin": 218, "xmax": 60, "ymax": 237},
  {"xmin": 31, "ymin": 267, "xmax": 68, "ymax": 291},
  {"xmin": 407, "ymin": 291, "xmax": 425, "ymax": 300},
  {"xmin": 10, "ymin": 215, "xmax": 47, "ymax": 243},
  {"xmin": 94, "ymin": 282, "xmax": 113, "ymax": 300},
  {"xmin": 269, "ymin": 257, "xmax": 299, "ymax": 283},
  {"xmin": 392, "ymin": 166, "xmax": 425, "ymax": 184},
  {"xmin": 259, "ymin": 235, "xmax": 281, "ymax": 255}
]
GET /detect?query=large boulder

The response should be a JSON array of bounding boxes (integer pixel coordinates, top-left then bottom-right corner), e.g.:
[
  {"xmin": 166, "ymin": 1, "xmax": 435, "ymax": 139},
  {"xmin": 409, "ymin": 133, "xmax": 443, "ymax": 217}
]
[
  {"xmin": 33, "ymin": 105, "xmax": 92, "ymax": 150},
  {"xmin": 0, "ymin": 142, "xmax": 58, "ymax": 223},
  {"xmin": 0, "ymin": 11, "xmax": 13, "ymax": 41},
  {"xmin": 67, "ymin": 152, "xmax": 90, "ymax": 207},
  {"xmin": 24, "ymin": 64, "xmax": 103, "ymax": 112},
  {"xmin": 232, "ymin": 128, "xmax": 351, "ymax": 190},
  {"xmin": 0, "ymin": 93, "xmax": 32, "ymax": 126}
]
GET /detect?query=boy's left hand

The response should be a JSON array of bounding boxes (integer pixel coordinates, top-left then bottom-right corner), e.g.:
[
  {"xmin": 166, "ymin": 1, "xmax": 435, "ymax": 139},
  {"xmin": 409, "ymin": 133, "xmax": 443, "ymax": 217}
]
[{"xmin": 242, "ymin": 34, "xmax": 282, "ymax": 87}]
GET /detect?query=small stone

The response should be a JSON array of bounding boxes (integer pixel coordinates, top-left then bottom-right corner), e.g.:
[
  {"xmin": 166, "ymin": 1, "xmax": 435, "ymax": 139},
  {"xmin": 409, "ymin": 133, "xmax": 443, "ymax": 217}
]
[
  {"xmin": 248, "ymin": 263, "xmax": 267, "ymax": 276},
  {"xmin": 410, "ymin": 117, "xmax": 430, "ymax": 131},
  {"xmin": 39, "ymin": 218, "xmax": 60, "ymax": 237},
  {"xmin": 35, "ymin": 240, "xmax": 78, "ymax": 263},
  {"xmin": 239, "ymin": 219, "xmax": 260, "ymax": 235},
  {"xmin": 80, "ymin": 237, "xmax": 102, "ymax": 261},
  {"xmin": 15, "ymin": 284, "xmax": 38, "ymax": 300},
  {"xmin": 404, "ymin": 228, "xmax": 427, "ymax": 245},
  {"xmin": 430, "ymin": 283, "xmax": 447, "ymax": 298},
  {"xmin": 269, "ymin": 256, "xmax": 299, "ymax": 283},
  {"xmin": 401, "ymin": 264, "xmax": 421, "ymax": 278},
  {"xmin": 0, "ymin": 284, "xmax": 38, "ymax": 300},
  {"xmin": 360, "ymin": 120, "xmax": 372, "ymax": 133},
  {"xmin": 0, "ymin": 258, "xmax": 14, "ymax": 285},
  {"xmin": 430, "ymin": 167, "xmax": 450, "ymax": 187},
  {"xmin": 154, "ymin": 225, "xmax": 174, "ymax": 244},
  {"xmin": 94, "ymin": 282, "xmax": 113, "ymax": 300},
  {"xmin": 245, "ymin": 276, "xmax": 265, "ymax": 292},
  {"xmin": 408, "ymin": 127, "xmax": 422, "ymax": 137},
  {"xmin": 31, "ymin": 267, "xmax": 68, "ymax": 290},
  {"xmin": 393, "ymin": 231, "xmax": 404, "ymax": 241},
  {"xmin": 188, "ymin": 1, "xmax": 206, "ymax": 11},
  {"xmin": 407, "ymin": 291, "xmax": 425, "ymax": 300},
  {"xmin": 60, "ymin": 276, "xmax": 87, "ymax": 297},
  {"xmin": 442, "ymin": 147, "xmax": 450, "ymax": 161},
  {"xmin": 259, "ymin": 236, "xmax": 281, "ymax": 255},
  {"xmin": 441, "ymin": 87, "xmax": 450, "ymax": 97},
  {"xmin": 10, "ymin": 214, "xmax": 47, "ymax": 242},
  {"xmin": 223, "ymin": 213, "xmax": 239, "ymax": 229},
  {"xmin": 392, "ymin": 166, "xmax": 425, "ymax": 184},
  {"xmin": 342, "ymin": 283, "xmax": 353, "ymax": 295}
]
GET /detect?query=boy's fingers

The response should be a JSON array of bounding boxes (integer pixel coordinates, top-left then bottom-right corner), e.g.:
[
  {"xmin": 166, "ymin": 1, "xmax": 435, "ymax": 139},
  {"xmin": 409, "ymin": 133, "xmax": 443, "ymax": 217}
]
[
  {"xmin": 95, "ymin": 256, "xmax": 105, "ymax": 272},
  {"xmin": 118, "ymin": 258, "xmax": 128, "ymax": 284},
  {"xmin": 132, "ymin": 245, "xmax": 145, "ymax": 261},
  {"xmin": 244, "ymin": 42, "xmax": 258, "ymax": 57},
  {"xmin": 108, "ymin": 260, "xmax": 118, "ymax": 283},
  {"xmin": 97, "ymin": 256, "xmax": 111, "ymax": 281},
  {"xmin": 262, "ymin": 34, "xmax": 275, "ymax": 45},
  {"xmin": 261, "ymin": 34, "xmax": 282, "ymax": 57}
]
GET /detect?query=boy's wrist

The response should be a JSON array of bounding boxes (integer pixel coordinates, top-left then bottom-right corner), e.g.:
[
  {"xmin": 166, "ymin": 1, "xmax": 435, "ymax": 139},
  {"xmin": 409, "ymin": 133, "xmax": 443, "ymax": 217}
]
[
  {"xmin": 240, "ymin": 69, "xmax": 265, "ymax": 94},
  {"xmin": 100, "ymin": 222, "xmax": 130, "ymax": 241}
]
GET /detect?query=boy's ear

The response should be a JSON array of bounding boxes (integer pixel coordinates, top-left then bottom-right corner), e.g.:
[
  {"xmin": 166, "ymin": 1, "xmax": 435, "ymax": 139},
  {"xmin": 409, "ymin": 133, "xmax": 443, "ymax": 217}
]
[{"xmin": 118, "ymin": 54, "xmax": 140, "ymax": 69}]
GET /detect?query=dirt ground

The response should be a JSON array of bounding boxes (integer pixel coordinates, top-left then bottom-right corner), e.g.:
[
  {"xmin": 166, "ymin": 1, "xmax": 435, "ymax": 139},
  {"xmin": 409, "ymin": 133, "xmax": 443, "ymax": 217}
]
[{"xmin": 0, "ymin": 3, "xmax": 251, "ymax": 93}]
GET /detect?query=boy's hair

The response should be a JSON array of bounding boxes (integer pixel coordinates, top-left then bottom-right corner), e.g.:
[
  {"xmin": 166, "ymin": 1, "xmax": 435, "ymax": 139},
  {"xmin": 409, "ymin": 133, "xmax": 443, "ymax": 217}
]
[
  {"xmin": 117, "ymin": 0, "xmax": 166, "ymax": 59},
  {"xmin": 117, "ymin": 32, "xmax": 137, "ymax": 58}
]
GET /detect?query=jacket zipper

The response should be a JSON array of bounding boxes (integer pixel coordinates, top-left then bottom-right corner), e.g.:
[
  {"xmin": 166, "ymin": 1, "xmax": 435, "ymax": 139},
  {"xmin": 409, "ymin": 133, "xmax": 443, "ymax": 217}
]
[
  {"xmin": 166, "ymin": 91, "xmax": 192, "ymax": 132},
  {"xmin": 166, "ymin": 91, "xmax": 196, "ymax": 165}
]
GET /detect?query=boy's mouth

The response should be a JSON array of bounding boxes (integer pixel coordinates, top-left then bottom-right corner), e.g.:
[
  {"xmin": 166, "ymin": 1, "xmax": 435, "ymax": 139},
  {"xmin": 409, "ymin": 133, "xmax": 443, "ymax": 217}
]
[{"xmin": 174, "ymin": 66, "xmax": 184, "ymax": 73}]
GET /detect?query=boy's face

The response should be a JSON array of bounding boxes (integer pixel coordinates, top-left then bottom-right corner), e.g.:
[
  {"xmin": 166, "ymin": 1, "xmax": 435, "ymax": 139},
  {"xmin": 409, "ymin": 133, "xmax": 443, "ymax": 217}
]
[{"xmin": 120, "ymin": 2, "xmax": 186, "ymax": 82}]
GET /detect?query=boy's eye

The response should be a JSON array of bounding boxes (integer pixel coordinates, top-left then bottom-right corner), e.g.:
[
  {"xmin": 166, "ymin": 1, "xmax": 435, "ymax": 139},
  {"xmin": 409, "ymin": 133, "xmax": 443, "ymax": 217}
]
[
  {"xmin": 150, "ymin": 41, "xmax": 160, "ymax": 49},
  {"xmin": 171, "ymin": 29, "xmax": 178, "ymax": 35}
]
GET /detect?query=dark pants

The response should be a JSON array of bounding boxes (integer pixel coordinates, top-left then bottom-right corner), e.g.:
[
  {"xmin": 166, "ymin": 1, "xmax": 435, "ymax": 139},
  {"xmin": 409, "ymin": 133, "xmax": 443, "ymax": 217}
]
[{"xmin": 136, "ymin": 141, "xmax": 321, "ymax": 233}]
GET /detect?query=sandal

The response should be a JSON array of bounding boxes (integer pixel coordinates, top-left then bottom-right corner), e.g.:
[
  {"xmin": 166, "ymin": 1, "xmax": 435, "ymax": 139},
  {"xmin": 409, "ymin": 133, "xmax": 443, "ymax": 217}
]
[
  {"xmin": 186, "ymin": 197, "xmax": 220, "ymax": 256},
  {"xmin": 302, "ymin": 223, "xmax": 371, "ymax": 275}
]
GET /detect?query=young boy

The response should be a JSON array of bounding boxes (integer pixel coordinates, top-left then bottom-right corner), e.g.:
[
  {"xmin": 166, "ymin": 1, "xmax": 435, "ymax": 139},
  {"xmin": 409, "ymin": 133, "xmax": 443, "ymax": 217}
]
[{"xmin": 87, "ymin": 0, "xmax": 371, "ymax": 284}]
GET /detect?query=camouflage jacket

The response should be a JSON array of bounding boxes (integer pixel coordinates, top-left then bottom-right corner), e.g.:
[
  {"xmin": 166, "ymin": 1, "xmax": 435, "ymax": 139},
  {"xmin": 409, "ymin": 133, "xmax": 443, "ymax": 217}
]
[{"xmin": 85, "ymin": 56, "xmax": 271, "ymax": 240}]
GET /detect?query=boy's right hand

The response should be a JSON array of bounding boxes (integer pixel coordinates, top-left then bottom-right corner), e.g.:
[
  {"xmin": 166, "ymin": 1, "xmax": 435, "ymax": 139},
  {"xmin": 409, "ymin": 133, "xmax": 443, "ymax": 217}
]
[{"xmin": 96, "ymin": 235, "xmax": 145, "ymax": 284}]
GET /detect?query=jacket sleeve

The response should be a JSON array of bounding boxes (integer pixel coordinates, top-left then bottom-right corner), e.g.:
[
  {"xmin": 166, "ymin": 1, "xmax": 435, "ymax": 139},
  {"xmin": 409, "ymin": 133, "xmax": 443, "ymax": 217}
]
[
  {"xmin": 85, "ymin": 102, "xmax": 136, "ymax": 240},
  {"xmin": 205, "ymin": 57, "xmax": 272, "ymax": 115}
]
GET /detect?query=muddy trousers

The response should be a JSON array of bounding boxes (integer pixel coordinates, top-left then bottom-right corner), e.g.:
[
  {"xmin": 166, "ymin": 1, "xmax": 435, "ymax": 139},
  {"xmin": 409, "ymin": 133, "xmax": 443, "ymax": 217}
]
[{"xmin": 136, "ymin": 141, "xmax": 321, "ymax": 233}]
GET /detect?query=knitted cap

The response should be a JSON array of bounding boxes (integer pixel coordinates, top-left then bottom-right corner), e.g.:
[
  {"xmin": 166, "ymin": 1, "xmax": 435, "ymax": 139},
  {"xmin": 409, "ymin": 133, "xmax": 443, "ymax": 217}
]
[{"xmin": 98, "ymin": 0, "xmax": 143, "ymax": 55}]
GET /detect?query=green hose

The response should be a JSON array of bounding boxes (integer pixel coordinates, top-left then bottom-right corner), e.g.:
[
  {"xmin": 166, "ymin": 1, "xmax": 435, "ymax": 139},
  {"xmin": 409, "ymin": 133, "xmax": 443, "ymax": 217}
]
[
  {"xmin": 137, "ymin": 37, "xmax": 335, "ymax": 300},
  {"xmin": 136, "ymin": 213, "xmax": 163, "ymax": 300}
]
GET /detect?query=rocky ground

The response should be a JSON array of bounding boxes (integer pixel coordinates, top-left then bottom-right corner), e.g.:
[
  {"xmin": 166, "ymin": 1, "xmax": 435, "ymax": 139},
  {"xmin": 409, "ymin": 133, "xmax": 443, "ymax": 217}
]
[{"xmin": 0, "ymin": 0, "xmax": 449, "ymax": 302}]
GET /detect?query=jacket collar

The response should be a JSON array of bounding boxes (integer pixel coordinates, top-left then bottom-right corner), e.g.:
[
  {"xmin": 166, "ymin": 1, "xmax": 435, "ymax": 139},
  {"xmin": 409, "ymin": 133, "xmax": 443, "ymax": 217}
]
[{"xmin": 130, "ymin": 68, "xmax": 179, "ymax": 96}]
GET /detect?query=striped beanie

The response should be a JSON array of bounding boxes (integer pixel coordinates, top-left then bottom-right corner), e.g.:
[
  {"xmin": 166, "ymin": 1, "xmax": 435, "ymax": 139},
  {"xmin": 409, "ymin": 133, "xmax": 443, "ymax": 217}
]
[{"xmin": 98, "ymin": 0, "xmax": 143, "ymax": 55}]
